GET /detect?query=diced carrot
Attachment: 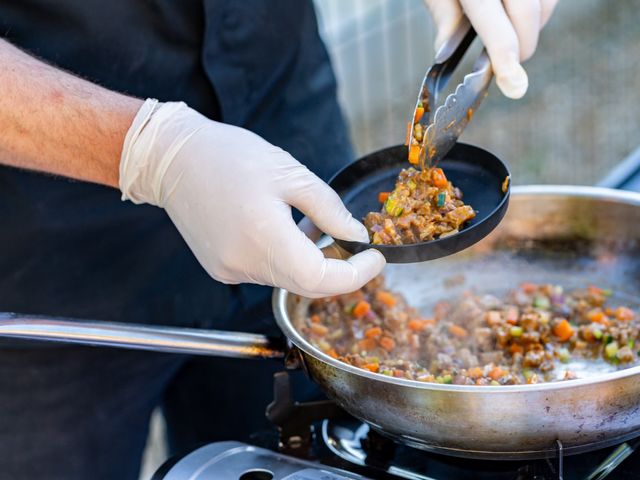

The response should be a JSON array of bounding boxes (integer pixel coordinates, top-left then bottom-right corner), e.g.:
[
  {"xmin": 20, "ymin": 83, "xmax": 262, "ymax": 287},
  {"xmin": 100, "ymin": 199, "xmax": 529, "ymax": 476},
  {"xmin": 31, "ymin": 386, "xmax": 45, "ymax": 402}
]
[
  {"xmin": 364, "ymin": 326, "xmax": 382, "ymax": 339},
  {"xmin": 310, "ymin": 323, "xmax": 329, "ymax": 336},
  {"xmin": 553, "ymin": 319, "xmax": 574, "ymax": 342},
  {"xmin": 362, "ymin": 363, "xmax": 379, "ymax": 373},
  {"xmin": 431, "ymin": 168, "xmax": 448, "ymax": 188},
  {"xmin": 376, "ymin": 291, "xmax": 397, "ymax": 307},
  {"xmin": 325, "ymin": 348, "xmax": 338, "ymax": 359},
  {"xmin": 448, "ymin": 324, "xmax": 468, "ymax": 338},
  {"xmin": 353, "ymin": 300, "xmax": 371, "ymax": 319},
  {"xmin": 393, "ymin": 369, "xmax": 405, "ymax": 378},
  {"xmin": 506, "ymin": 307, "xmax": 519, "ymax": 325},
  {"xmin": 467, "ymin": 367, "xmax": 484, "ymax": 379},
  {"xmin": 488, "ymin": 366, "xmax": 505, "ymax": 380},
  {"xmin": 408, "ymin": 145, "xmax": 420, "ymax": 165},
  {"xmin": 615, "ymin": 306, "xmax": 635, "ymax": 321},
  {"xmin": 520, "ymin": 282, "xmax": 538, "ymax": 294},
  {"xmin": 588, "ymin": 286, "xmax": 604, "ymax": 296},
  {"xmin": 379, "ymin": 336, "xmax": 396, "ymax": 352},
  {"xmin": 310, "ymin": 314, "xmax": 321, "ymax": 324},
  {"xmin": 378, "ymin": 192, "xmax": 390, "ymax": 203},
  {"xmin": 404, "ymin": 121, "xmax": 412, "ymax": 145},
  {"xmin": 509, "ymin": 344, "xmax": 523, "ymax": 355},
  {"xmin": 414, "ymin": 106, "xmax": 425, "ymax": 123},
  {"xmin": 357, "ymin": 338, "xmax": 377, "ymax": 351},
  {"xmin": 408, "ymin": 319, "xmax": 434, "ymax": 331},
  {"xmin": 586, "ymin": 309, "xmax": 609, "ymax": 326}
]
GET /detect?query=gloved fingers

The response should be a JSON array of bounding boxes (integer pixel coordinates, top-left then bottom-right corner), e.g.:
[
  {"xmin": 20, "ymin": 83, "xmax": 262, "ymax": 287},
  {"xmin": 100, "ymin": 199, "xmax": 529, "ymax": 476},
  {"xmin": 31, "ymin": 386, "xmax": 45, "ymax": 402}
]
[
  {"xmin": 503, "ymin": 0, "xmax": 542, "ymax": 61},
  {"xmin": 282, "ymin": 165, "xmax": 369, "ymax": 243},
  {"xmin": 459, "ymin": 0, "xmax": 528, "ymax": 99},
  {"xmin": 297, "ymin": 216, "xmax": 323, "ymax": 243},
  {"xmin": 271, "ymin": 221, "xmax": 385, "ymax": 297},
  {"xmin": 302, "ymin": 250, "xmax": 387, "ymax": 298},
  {"xmin": 540, "ymin": 0, "xmax": 559, "ymax": 28},
  {"xmin": 424, "ymin": 0, "xmax": 464, "ymax": 53}
]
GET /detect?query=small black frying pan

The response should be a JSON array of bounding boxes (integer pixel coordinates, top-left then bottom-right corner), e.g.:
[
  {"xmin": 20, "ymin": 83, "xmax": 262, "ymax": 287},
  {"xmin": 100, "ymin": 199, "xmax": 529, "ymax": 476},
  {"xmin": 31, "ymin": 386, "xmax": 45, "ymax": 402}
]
[{"xmin": 328, "ymin": 143, "xmax": 510, "ymax": 263}]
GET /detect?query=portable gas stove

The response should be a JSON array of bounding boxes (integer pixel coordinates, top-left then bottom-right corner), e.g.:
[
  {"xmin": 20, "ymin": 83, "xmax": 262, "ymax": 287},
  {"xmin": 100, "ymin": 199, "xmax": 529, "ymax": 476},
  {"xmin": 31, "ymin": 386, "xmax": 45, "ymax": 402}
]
[
  {"xmin": 154, "ymin": 148, "xmax": 640, "ymax": 480},
  {"xmin": 153, "ymin": 372, "xmax": 640, "ymax": 480}
]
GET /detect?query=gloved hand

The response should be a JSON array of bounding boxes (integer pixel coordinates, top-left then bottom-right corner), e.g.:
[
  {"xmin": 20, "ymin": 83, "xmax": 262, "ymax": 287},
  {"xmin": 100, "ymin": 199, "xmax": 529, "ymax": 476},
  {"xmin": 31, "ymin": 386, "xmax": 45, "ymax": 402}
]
[
  {"xmin": 424, "ymin": 0, "xmax": 559, "ymax": 99},
  {"xmin": 119, "ymin": 99, "xmax": 385, "ymax": 298}
]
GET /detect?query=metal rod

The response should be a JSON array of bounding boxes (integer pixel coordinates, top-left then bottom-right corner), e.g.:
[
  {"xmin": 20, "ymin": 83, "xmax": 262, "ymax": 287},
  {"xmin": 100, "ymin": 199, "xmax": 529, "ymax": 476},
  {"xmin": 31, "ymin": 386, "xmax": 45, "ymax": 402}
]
[{"xmin": 0, "ymin": 313, "xmax": 285, "ymax": 359}]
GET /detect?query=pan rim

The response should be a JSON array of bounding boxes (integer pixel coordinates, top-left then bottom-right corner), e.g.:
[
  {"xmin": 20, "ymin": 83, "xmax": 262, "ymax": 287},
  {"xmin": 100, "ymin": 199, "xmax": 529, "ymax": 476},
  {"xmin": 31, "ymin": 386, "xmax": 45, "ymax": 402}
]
[{"xmin": 275, "ymin": 184, "xmax": 640, "ymax": 394}]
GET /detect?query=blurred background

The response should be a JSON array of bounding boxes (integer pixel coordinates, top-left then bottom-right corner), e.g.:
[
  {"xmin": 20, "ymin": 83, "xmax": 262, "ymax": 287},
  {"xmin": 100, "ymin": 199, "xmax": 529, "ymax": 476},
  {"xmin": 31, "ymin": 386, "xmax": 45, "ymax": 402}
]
[
  {"xmin": 313, "ymin": 0, "xmax": 640, "ymax": 185},
  {"xmin": 140, "ymin": 1, "xmax": 640, "ymax": 477}
]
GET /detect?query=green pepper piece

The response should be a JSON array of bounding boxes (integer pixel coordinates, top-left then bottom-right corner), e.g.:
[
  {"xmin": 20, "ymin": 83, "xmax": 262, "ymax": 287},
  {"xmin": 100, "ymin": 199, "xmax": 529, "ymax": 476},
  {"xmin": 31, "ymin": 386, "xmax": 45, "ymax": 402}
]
[
  {"xmin": 437, "ymin": 192, "xmax": 446, "ymax": 207},
  {"xmin": 441, "ymin": 374, "xmax": 453, "ymax": 384}
]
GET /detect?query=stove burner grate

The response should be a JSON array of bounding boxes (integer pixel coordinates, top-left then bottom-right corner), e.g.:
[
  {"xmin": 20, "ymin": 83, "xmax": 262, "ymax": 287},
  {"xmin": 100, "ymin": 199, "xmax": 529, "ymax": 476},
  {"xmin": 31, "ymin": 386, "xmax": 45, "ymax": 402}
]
[{"xmin": 321, "ymin": 416, "xmax": 640, "ymax": 480}]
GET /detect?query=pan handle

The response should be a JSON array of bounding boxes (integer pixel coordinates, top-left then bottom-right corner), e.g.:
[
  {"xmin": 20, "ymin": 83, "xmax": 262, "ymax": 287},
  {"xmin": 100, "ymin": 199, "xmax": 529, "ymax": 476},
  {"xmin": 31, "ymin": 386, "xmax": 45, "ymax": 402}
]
[
  {"xmin": 0, "ymin": 313, "xmax": 286, "ymax": 359},
  {"xmin": 0, "ymin": 243, "xmax": 346, "ymax": 359}
]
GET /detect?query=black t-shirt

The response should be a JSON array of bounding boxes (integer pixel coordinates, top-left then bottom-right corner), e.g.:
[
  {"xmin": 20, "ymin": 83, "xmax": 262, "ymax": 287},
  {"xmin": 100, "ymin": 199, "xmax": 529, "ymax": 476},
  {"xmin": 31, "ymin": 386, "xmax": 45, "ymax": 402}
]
[{"xmin": 0, "ymin": 0, "xmax": 353, "ymax": 331}]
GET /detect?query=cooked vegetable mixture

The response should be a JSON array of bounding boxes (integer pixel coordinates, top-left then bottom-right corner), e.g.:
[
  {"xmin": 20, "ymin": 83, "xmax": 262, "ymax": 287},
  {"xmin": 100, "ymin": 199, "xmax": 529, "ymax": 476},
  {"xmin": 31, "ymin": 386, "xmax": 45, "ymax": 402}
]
[
  {"xmin": 364, "ymin": 167, "xmax": 476, "ymax": 245},
  {"xmin": 298, "ymin": 277, "xmax": 640, "ymax": 385}
]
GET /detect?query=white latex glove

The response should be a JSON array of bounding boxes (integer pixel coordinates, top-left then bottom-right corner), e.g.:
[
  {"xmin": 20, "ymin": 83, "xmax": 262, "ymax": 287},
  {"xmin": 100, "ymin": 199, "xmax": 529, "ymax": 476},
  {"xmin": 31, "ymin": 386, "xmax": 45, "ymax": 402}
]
[
  {"xmin": 424, "ymin": 0, "xmax": 559, "ymax": 99},
  {"xmin": 119, "ymin": 99, "xmax": 385, "ymax": 298}
]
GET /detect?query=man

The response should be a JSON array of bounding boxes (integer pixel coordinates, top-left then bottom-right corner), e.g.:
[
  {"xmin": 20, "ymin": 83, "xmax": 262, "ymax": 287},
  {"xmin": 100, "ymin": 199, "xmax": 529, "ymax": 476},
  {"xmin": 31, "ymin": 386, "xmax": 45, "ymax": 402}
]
[{"xmin": 0, "ymin": 0, "xmax": 556, "ymax": 478}]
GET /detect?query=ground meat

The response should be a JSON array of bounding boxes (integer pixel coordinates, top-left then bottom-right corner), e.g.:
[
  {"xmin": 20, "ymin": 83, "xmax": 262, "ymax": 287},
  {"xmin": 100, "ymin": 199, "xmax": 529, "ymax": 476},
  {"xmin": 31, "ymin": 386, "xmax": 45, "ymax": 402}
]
[
  {"xmin": 297, "ymin": 278, "xmax": 640, "ymax": 386},
  {"xmin": 365, "ymin": 167, "xmax": 475, "ymax": 245}
]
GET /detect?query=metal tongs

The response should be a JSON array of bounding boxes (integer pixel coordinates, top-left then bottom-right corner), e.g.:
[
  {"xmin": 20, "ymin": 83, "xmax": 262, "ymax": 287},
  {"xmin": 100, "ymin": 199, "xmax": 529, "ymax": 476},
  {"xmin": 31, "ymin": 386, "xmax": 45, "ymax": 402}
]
[{"xmin": 408, "ymin": 17, "xmax": 493, "ymax": 168}]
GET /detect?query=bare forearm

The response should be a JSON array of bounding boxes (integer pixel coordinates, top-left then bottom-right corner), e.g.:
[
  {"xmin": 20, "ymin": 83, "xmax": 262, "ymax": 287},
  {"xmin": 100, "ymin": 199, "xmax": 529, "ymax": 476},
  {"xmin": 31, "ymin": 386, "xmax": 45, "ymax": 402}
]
[{"xmin": 0, "ymin": 39, "xmax": 143, "ymax": 188}]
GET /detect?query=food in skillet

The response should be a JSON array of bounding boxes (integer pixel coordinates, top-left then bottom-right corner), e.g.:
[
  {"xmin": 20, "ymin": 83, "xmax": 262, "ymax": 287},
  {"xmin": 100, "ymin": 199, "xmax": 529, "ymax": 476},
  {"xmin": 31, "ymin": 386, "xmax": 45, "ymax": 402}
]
[
  {"xmin": 364, "ymin": 103, "xmax": 475, "ymax": 245},
  {"xmin": 298, "ymin": 277, "xmax": 639, "ymax": 385},
  {"xmin": 364, "ymin": 167, "xmax": 476, "ymax": 245}
]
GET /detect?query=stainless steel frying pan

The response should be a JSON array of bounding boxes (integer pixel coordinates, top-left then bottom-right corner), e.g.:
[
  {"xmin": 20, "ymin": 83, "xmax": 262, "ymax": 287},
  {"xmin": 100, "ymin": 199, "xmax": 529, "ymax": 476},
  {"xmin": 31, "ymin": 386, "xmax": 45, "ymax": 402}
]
[{"xmin": 1, "ymin": 186, "xmax": 640, "ymax": 460}]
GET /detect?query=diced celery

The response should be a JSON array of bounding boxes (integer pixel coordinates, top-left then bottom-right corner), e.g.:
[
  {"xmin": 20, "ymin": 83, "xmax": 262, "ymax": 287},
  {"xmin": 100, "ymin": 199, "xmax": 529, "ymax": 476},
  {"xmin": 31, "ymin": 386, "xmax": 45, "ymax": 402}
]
[
  {"xmin": 558, "ymin": 347, "xmax": 571, "ymax": 363},
  {"xmin": 605, "ymin": 341, "xmax": 619, "ymax": 359},
  {"xmin": 384, "ymin": 197, "xmax": 404, "ymax": 216},
  {"xmin": 490, "ymin": 380, "xmax": 500, "ymax": 386},
  {"xmin": 442, "ymin": 374, "xmax": 453, "ymax": 384},
  {"xmin": 533, "ymin": 295, "xmax": 550, "ymax": 309},
  {"xmin": 592, "ymin": 328, "xmax": 603, "ymax": 340},
  {"xmin": 510, "ymin": 326, "xmax": 523, "ymax": 337}
]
